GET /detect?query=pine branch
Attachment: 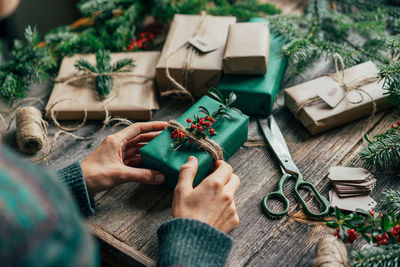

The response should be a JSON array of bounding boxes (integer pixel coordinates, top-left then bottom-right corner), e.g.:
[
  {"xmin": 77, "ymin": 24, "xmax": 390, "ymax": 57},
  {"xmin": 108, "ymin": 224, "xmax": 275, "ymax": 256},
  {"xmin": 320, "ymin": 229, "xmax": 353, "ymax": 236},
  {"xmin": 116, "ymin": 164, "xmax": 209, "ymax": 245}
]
[
  {"xmin": 112, "ymin": 58, "xmax": 135, "ymax": 72},
  {"xmin": 75, "ymin": 59, "xmax": 97, "ymax": 73},
  {"xmin": 350, "ymin": 243, "xmax": 400, "ymax": 266},
  {"xmin": 360, "ymin": 132, "xmax": 400, "ymax": 169},
  {"xmin": 381, "ymin": 189, "xmax": 400, "ymax": 218}
]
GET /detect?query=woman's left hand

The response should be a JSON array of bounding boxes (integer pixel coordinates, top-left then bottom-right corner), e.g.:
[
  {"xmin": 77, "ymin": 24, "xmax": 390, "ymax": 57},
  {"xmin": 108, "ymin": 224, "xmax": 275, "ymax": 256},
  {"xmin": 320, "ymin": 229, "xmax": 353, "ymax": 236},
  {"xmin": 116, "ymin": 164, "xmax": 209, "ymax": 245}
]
[{"xmin": 81, "ymin": 121, "xmax": 168, "ymax": 198}]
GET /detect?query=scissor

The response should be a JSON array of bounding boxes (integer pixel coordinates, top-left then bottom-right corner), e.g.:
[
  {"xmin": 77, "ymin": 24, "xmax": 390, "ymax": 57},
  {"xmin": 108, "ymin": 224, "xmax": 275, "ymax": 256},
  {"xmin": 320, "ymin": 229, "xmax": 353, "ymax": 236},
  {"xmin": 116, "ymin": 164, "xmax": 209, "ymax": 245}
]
[{"xmin": 258, "ymin": 116, "xmax": 330, "ymax": 218}]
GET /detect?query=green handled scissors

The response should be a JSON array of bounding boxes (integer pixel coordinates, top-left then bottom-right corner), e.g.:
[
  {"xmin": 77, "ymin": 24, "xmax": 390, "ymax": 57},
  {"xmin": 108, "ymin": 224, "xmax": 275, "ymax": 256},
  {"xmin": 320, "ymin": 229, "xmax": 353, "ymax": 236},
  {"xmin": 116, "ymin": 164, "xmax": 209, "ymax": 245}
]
[{"xmin": 258, "ymin": 116, "xmax": 330, "ymax": 218}]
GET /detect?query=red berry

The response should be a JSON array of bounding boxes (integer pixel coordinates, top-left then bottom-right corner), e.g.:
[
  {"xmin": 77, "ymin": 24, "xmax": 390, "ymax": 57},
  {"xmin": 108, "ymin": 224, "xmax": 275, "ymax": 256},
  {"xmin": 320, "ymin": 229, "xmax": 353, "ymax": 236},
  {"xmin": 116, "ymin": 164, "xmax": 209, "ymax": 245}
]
[
  {"xmin": 186, "ymin": 118, "xmax": 192, "ymax": 123},
  {"xmin": 199, "ymin": 118, "xmax": 205, "ymax": 125},
  {"xmin": 398, "ymin": 120, "xmax": 400, "ymax": 125},
  {"xmin": 189, "ymin": 139, "xmax": 193, "ymax": 144},
  {"xmin": 205, "ymin": 116, "xmax": 210, "ymax": 121},
  {"xmin": 380, "ymin": 213, "xmax": 383, "ymax": 218},
  {"xmin": 210, "ymin": 118, "xmax": 216, "ymax": 123},
  {"xmin": 395, "ymin": 225, "xmax": 400, "ymax": 231},
  {"xmin": 205, "ymin": 122, "xmax": 211, "ymax": 127},
  {"xmin": 191, "ymin": 124, "xmax": 196, "ymax": 129},
  {"xmin": 393, "ymin": 124, "xmax": 397, "ymax": 128},
  {"xmin": 376, "ymin": 234, "xmax": 382, "ymax": 241},
  {"xmin": 370, "ymin": 211, "xmax": 375, "ymax": 216},
  {"xmin": 209, "ymin": 129, "xmax": 215, "ymax": 135},
  {"xmin": 197, "ymin": 126, "xmax": 203, "ymax": 132},
  {"xmin": 381, "ymin": 239, "xmax": 388, "ymax": 245}
]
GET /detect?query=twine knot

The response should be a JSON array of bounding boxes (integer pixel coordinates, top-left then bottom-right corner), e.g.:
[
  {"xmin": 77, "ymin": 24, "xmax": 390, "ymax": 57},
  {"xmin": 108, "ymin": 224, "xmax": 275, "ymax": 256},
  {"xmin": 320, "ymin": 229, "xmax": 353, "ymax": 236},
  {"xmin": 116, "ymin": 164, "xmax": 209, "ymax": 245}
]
[
  {"xmin": 168, "ymin": 120, "xmax": 223, "ymax": 161},
  {"xmin": 313, "ymin": 235, "xmax": 348, "ymax": 267}
]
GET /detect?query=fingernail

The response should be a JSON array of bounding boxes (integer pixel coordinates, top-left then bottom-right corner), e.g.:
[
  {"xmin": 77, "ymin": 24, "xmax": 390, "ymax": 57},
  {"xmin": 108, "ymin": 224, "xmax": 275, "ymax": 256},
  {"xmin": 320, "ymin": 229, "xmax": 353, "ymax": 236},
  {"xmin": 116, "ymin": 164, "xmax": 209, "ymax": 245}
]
[
  {"xmin": 188, "ymin": 156, "xmax": 197, "ymax": 163},
  {"xmin": 155, "ymin": 174, "xmax": 165, "ymax": 183}
]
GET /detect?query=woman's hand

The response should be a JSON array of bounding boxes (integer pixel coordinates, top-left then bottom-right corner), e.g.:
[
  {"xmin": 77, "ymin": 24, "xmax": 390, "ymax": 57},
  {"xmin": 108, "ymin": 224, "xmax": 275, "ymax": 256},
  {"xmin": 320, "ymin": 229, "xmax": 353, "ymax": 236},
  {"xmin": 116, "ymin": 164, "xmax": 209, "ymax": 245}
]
[
  {"xmin": 81, "ymin": 121, "xmax": 168, "ymax": 198},
  {"xmin": 172, "ymin": 156, "xmax": 240, "ymax": 233},
  {"xmin": 0, "ymin": 0, "xmax": 19, "ymax": 19}
]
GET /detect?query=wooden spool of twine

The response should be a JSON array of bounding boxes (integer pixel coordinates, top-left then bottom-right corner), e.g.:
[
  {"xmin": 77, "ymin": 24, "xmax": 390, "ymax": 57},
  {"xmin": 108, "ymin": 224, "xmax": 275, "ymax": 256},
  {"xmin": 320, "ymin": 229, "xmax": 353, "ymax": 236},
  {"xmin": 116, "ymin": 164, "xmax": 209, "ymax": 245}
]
[
  {"xmin": 15, "ymin": 106, "xmax": 48, "ymax": 154},
  {"xmin": 313, "ymin": 236, "xmax": 348, "ymax": 267}
]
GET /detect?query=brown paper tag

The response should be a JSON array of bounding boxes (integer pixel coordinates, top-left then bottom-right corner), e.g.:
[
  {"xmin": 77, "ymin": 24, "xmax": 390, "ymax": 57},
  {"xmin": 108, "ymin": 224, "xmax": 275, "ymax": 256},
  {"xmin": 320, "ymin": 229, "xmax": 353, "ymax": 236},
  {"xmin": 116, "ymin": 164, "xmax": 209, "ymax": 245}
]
[
  {"xmin": 317, "ymin": 85, "xmax": 345, "ymax": 108},
  {"xmin": 188, "ymin": 36, "xmax": 218, "ymax": 53},
  {"xmin": 329, "ymin": 189, "xmax": 376, "ymax": 212},
  {"xmin": 328, "ymin": 166, "xmax": 371, "ymax": 182}
]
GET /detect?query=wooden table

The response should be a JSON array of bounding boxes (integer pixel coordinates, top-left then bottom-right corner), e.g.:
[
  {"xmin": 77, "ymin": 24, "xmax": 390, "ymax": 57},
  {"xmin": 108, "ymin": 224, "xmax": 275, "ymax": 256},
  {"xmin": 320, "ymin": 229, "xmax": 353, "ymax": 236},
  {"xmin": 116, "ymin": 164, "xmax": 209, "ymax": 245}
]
[{"xmin": 5, "ymin": 60, "xmax": 399, "ymax": 266}]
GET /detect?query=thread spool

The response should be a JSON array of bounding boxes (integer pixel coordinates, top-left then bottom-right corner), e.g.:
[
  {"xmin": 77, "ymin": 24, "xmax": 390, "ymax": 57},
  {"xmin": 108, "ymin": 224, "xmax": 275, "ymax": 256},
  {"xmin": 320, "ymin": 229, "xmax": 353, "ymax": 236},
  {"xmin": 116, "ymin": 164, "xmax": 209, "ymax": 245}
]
[
  {"xmin": 16, "ymin": 106, "xmax": 47, "ymax": 154},
  {"xmin": 313, "ymin": 235, "xmax": 348, "ymax": 267}
]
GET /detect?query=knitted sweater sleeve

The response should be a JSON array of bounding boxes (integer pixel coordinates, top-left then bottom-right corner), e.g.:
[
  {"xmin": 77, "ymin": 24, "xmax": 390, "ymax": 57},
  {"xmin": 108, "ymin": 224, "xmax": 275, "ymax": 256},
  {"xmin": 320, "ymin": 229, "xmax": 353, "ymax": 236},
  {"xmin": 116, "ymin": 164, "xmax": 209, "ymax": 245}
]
[
  {"xmin": 157, "ymin": 218, "xmax": 233, "ymax": 266},
  {"xmin": 56, "ymin": 161, "xmax": 95, "ymax": 217}
]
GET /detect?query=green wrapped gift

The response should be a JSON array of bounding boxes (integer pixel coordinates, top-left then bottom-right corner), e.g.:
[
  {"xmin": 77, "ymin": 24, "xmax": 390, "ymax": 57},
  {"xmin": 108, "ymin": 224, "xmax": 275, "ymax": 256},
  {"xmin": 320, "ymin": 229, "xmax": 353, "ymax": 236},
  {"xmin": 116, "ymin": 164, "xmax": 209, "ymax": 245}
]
[
  {"xmin": 218, "ymin": 18, "xmax": 288, "ymax": 116},
  {"xmin": 140, "ymin": 93, "xmax": 249, "ymax": 188}
]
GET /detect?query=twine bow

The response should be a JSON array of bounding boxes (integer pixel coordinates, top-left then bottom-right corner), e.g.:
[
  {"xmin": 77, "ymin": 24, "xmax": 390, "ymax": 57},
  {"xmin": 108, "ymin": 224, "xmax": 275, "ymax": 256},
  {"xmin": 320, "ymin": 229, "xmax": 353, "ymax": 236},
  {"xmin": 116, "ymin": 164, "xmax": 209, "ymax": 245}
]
[
  {"xmin": 296, "ymin": 54, "xmax": 379, "ymax": 119},
  {"xmin": 168, "ymin": 120, "xmax": 223, "ymax": 161},
  {"xmin": 160, "ymin": 11, "xmax": 209, "ymax": 103}
]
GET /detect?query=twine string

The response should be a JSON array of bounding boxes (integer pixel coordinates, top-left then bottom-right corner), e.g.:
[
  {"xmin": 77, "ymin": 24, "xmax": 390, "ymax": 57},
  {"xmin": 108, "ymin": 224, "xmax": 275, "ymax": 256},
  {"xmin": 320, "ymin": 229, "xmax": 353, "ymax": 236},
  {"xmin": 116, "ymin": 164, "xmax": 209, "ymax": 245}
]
[
  {"xmin": 168, "ymin": 120, "xmax": 223, "ymax": 161},
  {"xmin": 313, "ymin": 235, "xmax": 348, "ymax": 267}
]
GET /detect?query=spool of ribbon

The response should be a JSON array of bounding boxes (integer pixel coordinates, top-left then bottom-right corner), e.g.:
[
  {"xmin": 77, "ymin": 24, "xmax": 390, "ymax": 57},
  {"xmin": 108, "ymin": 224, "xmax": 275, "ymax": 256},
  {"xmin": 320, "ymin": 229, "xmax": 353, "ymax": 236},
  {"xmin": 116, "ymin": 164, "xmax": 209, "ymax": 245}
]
[
  {"xmin": 168, "ymin": 120, "xmax": 223, "ymax": 161},
  {"xmin": 296, "ymin": 54, "xmax": 379, "ymax": 119},
  {"xmin": 160, "ymin": 11, "xmax": 209, "ymax": 103}
]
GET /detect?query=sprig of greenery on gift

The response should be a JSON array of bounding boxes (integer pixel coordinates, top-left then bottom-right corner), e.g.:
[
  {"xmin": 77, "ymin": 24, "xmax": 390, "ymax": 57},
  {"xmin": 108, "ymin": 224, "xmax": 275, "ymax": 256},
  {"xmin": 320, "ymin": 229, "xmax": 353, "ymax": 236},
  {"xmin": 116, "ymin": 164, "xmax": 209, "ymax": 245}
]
[
  {"xmin": 74, "ymin": 49, "xmax": 135, "ymax": 99},
  {"xmin": 170, "ymin": 88, "xmax": 242, "ymax": 150},
  {"xmin": 0, "ymin": 27, "xmax": 56, "ymax": 104}
]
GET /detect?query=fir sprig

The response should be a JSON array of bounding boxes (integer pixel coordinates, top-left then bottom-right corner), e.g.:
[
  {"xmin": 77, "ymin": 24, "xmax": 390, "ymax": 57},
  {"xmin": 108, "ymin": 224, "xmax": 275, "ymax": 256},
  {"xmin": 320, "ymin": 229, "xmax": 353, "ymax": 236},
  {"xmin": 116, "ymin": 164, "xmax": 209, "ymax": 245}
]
[
  {"xmin": 350, "ymin": 243, "xmax": 400, "ymax": 267},
  {"xmin": 0, "ymin": 26, "xmax": 56, "ymax": 104},
  {"xmin": 381, "ymin": 189, "xmax": 400, "ymax": 218},
  {"xmin": 74, "ymin": 49, "xmax": 135, "ymax": 99}
]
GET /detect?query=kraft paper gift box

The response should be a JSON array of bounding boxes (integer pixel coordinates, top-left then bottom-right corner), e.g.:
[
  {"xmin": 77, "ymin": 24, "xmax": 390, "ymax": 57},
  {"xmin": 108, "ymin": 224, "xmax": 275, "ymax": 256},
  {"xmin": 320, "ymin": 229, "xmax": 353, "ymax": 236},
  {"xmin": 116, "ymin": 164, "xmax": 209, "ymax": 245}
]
[
  {"xmin": 285, "ymin": 61, "xmax": 392, "ymax": 135},
  {"xmin": 45, "ymin": 51, "xmax": 160, "ymax": 121},
  {"xmin": 156, "ymin": 14, "xmax": 236, "ymax": 98},
  {"xmin": 223, "ymin": 22, "xmax": 270, "ymax": 75},
  {"xmin": 140, "ymin": 95, "xmax": 249, "ymax": 188},
  {"xmin": 218, "ymin": 18, "xmax": 287, "ymax": 116}
]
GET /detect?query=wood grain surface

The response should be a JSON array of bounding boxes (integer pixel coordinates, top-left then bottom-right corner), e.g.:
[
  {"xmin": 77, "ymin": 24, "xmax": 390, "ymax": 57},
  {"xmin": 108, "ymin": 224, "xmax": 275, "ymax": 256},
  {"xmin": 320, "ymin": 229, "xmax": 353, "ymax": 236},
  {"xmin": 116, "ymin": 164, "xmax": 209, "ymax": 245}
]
[{"xmin": 2, "ymin": 57, "xmax": 399, "ymax": 266}]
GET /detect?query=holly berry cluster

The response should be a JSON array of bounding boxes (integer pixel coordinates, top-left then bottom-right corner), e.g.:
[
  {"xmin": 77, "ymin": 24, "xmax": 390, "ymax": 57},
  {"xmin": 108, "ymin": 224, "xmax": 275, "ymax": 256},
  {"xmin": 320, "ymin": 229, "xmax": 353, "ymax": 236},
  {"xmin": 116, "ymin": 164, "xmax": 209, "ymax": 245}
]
[
  {"xmin": 333, "ymin": 227, "xmax": 357, "ymax": 243},
  {"xmin": 170, "ymin": 115, "xmax": 217, "ymax": 150},
  {"xmin": 327, "ymin": 207, "xmax": 400, "ymax": 246},
  {"xmin": 169, "ymin": 88, "xmax": 242, "ymax": 151},
  {"xmin": 127, "ymin": 23, "xmax": 163, "ymax": 51}
]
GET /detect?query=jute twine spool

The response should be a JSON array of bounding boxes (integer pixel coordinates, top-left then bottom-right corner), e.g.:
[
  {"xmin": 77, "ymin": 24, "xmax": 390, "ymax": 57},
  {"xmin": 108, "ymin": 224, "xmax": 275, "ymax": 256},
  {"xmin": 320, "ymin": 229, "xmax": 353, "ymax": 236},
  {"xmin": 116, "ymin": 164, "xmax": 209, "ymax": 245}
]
[
  {"xmin": 168, "ymin": 120, "xmax": 223, "ymax": 161},
  {"xmin": 313, "ymin": 236, "xmax": 348, "ymax": 267},
  {"xmin": 15, "ymin": 106, "xmax": 47, "ymax": 154}
]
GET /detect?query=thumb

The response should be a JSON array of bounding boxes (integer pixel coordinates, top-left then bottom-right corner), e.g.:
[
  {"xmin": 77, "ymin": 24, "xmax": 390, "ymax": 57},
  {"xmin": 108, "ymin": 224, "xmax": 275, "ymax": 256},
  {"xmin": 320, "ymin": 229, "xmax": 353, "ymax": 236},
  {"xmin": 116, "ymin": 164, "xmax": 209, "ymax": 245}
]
[
  {"xmin": 121, "ymin": 166, "xmax": 166, "ymax": 184},
  {"xmin": 176, "ymin": 156, "xmax": 198, "ymax": 190}
]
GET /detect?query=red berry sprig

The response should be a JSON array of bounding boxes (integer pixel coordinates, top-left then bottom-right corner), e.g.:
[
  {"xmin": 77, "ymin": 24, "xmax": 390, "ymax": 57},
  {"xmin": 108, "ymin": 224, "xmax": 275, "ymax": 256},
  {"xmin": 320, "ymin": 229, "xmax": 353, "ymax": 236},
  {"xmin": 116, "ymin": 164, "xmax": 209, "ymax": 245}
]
[{"xmin": 170, "ymin": 114, "xmax": 218, "ymax": 150}]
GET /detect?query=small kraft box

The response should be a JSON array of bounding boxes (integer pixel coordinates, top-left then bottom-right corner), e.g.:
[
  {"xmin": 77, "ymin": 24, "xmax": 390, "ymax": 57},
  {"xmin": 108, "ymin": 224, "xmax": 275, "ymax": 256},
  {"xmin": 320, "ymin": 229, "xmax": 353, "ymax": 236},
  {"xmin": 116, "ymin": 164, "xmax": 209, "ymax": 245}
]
[
  {"xmin": 285, "ymin": 60, "xmax": 393, "ymax": 135},
  {"xmin": 218, "ymin": 18, "xmax": 287, "ymax": 116},
  {"xmin": 46, "ymin": 51, "xmax": 160, "ymax": 121},
  {"xmin": 140, "ymin": 95, "xmax": 249, "ymax": 187},
  {"xmin": 156, "ymin": 14, "xmax": 236, "ymax": 99},
  {"xmin": 223, "ymin": 22, "xmax": 270, "ymax": 75}
]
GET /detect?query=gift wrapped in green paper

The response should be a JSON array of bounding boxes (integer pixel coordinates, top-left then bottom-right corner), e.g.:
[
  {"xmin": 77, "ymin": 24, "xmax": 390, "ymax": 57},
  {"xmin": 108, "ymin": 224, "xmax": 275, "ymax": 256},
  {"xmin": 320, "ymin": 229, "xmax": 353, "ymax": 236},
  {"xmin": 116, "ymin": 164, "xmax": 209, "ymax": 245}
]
[
  {"xmin": 140, "ymin": 89, "xmax": 249, "ymax": 187},
  {"xmin": 218, "ymin": 18, "xmax": 287, "ymax": 116}
]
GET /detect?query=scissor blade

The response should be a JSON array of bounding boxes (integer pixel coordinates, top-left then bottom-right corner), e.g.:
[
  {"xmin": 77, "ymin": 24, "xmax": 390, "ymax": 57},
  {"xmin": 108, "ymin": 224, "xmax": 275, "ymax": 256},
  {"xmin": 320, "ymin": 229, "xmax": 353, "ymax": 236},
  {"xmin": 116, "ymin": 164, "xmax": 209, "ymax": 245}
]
[
  {"xmin": 258, "ymin": 116, "xmax": 299, "ymax": 174},
  {"xmin": 258, "ymin": 116, "xmax": 291, "ymax": 156}
]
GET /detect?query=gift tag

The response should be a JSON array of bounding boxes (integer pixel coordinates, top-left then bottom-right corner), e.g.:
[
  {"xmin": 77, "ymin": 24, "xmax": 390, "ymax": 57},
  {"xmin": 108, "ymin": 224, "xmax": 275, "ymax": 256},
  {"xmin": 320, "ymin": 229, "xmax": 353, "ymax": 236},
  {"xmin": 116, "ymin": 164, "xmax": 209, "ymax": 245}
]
[
  {"xmin": 329, "ymin": 189, "xmax": 376, "ymax": 212},
  {"xmin": 317, "ymin": 85, "xmax": 345, "ymax": 108},
  {"xmin": 188, "ymin": 36, "xmax": 218, "ymax": 53},
  {"xmin": 329, "ymin": 166, "xmax": 371, "ymax": 182}
]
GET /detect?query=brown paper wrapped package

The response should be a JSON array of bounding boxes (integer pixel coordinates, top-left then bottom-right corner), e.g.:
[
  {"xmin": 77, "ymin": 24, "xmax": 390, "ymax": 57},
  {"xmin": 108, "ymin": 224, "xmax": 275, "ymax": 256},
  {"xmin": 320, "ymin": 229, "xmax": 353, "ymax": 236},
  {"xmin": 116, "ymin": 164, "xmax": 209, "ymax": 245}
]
[
  {"xmin": 223, "ymin": 22, "xmax": 270, "ymax": 75},
  {"xmin": 156, "ymin": 14, "xmax": 236, "ymax": 98},
  {"xmin": 285, "ymin": 61, "xmax": 392, "ymax": 135},
  {"xmin": 45, "ymin": 51, "xmax": 160, "ymax": 121}
]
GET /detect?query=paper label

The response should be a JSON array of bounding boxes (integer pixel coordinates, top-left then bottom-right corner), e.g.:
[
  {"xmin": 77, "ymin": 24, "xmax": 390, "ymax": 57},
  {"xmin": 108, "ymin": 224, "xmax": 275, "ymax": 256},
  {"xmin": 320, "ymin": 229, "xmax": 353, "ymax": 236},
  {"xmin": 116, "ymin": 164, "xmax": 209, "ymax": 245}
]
[
  {"xmin": 188, "ymin": 36, "xmax": 218, "ymax": 53},
  {"xmin": 317, "ymin": 86, "xmax": 345, "ymax": 108},
  {"xmin": 329, "ymin": 189, "xmax": 376, "ymax": 212},
  {"xmin": 328, "ymin": 166, "xmax": 371, "ymax": 182}
]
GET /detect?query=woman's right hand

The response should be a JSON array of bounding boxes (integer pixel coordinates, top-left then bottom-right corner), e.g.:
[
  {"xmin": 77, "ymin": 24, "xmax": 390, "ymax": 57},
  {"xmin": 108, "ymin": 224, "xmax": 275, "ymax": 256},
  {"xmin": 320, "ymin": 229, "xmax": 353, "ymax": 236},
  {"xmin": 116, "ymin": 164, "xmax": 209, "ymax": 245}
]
[{"xmin": 172, "ymin": 156, "xmax": 240, "ymax": 233}]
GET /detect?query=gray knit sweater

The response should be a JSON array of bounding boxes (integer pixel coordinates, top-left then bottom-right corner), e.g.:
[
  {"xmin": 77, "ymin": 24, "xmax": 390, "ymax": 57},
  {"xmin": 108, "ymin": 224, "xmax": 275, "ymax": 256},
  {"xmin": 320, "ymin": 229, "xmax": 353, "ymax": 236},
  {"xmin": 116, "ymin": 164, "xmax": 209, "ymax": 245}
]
[{"xmin": 0, "ymin": 145, "xmax": 233, "ymax": 267}]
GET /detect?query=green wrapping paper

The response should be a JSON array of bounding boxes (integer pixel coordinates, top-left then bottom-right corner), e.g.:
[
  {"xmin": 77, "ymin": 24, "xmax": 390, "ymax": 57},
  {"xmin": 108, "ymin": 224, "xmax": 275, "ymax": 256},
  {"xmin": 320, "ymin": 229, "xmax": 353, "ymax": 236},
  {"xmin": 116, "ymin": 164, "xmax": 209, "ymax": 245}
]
[
  {"xmin": 218, "ymin": 18, "xmax": 287, "ymax": 116},
  {"xmin": 140, "ymin": 96, "xmax": 249, "ymax": 187}
]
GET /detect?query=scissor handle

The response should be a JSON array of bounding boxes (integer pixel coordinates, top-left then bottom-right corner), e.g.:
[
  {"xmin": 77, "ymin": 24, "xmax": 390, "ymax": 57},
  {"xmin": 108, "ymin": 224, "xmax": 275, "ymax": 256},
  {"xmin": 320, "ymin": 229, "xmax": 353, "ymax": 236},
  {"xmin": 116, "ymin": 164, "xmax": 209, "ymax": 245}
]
[
  {"xmin": 262, "ymin": 173, "xmax": 291, "ymax": 218},
  {"xmin": 294, "ymin": 180, "xmax": 330, "ymax": 218}
]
